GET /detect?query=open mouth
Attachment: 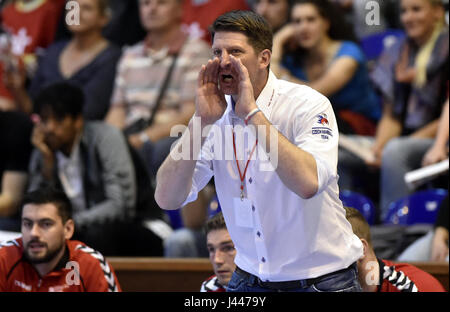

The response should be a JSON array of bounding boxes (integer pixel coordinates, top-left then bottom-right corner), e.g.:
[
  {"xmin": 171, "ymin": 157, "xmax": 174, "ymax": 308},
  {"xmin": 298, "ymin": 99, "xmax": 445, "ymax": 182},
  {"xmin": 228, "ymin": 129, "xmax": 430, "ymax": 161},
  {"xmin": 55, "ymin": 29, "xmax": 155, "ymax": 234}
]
[
  {"xmin": 28, "ymin": 242, "xmax": 46, "ymax": 252},
  {"xmin": 221, "ymin": 74, "xmax": 234, "ymax": 84}
]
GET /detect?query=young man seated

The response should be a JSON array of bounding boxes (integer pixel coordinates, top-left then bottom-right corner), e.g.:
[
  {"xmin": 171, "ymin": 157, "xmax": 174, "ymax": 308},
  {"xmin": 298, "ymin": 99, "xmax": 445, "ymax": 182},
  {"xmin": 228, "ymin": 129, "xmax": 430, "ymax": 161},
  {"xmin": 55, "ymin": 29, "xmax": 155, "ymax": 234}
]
[
  {"xmin": 201, "ymin": 212, "xmax": 236, "ymax": 292},
  {"xmin": 344, "ymin": 207, "xmax": 445, "ymax": 292},
  {"xmin": 0, "ymin": 187, "xmax": 121, "ymax": 292}
]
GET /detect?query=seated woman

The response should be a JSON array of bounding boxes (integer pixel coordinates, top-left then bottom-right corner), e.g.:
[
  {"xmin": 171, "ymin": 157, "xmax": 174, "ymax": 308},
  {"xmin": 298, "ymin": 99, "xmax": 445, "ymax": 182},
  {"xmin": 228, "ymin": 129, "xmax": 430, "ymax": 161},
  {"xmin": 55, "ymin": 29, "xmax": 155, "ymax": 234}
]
[
  {"xmin": 7, "ymin": 0, "xmax": 121, "ymax": 120},
  {"xmin": 271, "ymin": 0, "xmax": 381, "ymax": 135},
  {"xmin": 338, "ymin": 0, "xmax": 448, "ymax": 220}
]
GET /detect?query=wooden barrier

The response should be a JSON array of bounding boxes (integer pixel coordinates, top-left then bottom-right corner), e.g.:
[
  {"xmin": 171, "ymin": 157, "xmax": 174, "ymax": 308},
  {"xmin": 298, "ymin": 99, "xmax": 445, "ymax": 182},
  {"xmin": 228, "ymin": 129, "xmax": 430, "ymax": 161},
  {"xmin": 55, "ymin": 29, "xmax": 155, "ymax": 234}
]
[
  {"xmin": 107, "ymin": 257, "xmax": 213, "ymax": 292},
  {"xmin": 107, "ymin": 257, "xmax": 449, "ymax": 292}
]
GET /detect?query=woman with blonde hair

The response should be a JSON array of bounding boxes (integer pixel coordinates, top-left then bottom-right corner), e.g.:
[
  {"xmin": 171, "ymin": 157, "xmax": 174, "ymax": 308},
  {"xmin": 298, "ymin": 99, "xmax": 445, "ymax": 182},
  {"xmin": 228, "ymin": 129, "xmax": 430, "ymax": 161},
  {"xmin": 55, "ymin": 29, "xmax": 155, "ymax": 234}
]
[{"xmin": 339, "ymin": 0, "xmax": 448, "ymax": 220}]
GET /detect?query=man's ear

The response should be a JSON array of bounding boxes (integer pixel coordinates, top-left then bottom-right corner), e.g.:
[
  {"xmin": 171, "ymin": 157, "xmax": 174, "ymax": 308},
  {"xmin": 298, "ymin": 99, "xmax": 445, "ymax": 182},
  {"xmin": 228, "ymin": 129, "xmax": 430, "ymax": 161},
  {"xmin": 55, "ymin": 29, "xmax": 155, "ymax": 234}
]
[
  {"xmin": 360, "ymin": 238, "xmax": 370, "ymax": 259},
  {"xmin": 64, "ymin": 219, "xmax": 75, "ymax": 240},
  {"xmin": 74, "ymin": 115, "xmax": 84, "ymax": 130},
  {"xmin": 259, "ymin": 49, "xmax": 272, "ymax": 70}
]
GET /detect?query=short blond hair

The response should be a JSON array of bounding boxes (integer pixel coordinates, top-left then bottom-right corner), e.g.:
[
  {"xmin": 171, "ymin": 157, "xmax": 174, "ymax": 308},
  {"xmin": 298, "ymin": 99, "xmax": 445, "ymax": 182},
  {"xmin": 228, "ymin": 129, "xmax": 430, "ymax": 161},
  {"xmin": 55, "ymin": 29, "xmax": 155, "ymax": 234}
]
[{"xmin": 344, "ymin": 207, "xmax": 372, "ymax": 246}]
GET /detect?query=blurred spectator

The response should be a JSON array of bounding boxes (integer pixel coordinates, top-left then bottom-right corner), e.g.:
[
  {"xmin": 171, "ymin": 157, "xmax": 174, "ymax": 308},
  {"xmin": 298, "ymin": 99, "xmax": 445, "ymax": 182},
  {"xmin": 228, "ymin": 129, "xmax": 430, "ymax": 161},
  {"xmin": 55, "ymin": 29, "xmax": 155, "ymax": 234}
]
[
  {"xmin": 338, "ymin": 0, "xmax": 448, "ymax": 220},
  {"xmin": 164, "ymin": 184, "xmax": 214, "ymax": 258},
  {"xmin": 331, "ymin": 0, "xmax": 390, "ymax": 40},
  {"xmin": 6, "ymin": 0, "xmax": 121, "ymax": 120},
  {"xmin": 181, "ymin": 0, "xmax": 250, "ymax": 42},
  {"xmin": 0, "ymin": 187, "xmax": 121, "ymax": 292},
  {"xmin": 55, "ymin": 0, "xmax": 147, "ymax": 47},
  {"xmin": 101, "ymin": 0, "xmax": 146, "ymax": 47},
  {"xmin": 200, "ymin": 212, "xmax": 236, "ymax": 292},
  {"xmin": 27, "ymin": 83, "xmax": 137, "ymax": 256},
  {"xmin": 397, "ymin": 194, "xmax": 448, "ymax": 262},
  {"xmin": 0, "ymin": 110, "xmax": 33, "ymax": 231},
  {"xmin": 422, "ymin": 98, "xmax": 449, "ymax": 167},
  {"xmin": 106, "ymin": 0, "xmax": 210, "ymax": 179},
  {"xmin": 271, "ymin": 0, "xmax": 381, "ymax": 135},
  {"xmin": 252, "ymin": 0, "xmax": 292, "ymax": 34},
  {"xmin": 0, "ymin": 0, "xmax": 65, "ymax": 111},
  {"xmin": 345, "ymin": 206, "xmax": 446, "ymax": 292}
]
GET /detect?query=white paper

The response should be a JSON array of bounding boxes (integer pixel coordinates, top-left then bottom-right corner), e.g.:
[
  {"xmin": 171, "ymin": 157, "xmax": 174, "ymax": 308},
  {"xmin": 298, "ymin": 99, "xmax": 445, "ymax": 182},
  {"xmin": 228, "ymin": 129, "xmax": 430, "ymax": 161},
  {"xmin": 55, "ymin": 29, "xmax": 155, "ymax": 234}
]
[
  {"xmin": 233, "ymin": 197, "xmax": 254, "ymax": 228},
  {"xmin": 404, "ymin": 158, "xmax": 449, "ymax": 190}
]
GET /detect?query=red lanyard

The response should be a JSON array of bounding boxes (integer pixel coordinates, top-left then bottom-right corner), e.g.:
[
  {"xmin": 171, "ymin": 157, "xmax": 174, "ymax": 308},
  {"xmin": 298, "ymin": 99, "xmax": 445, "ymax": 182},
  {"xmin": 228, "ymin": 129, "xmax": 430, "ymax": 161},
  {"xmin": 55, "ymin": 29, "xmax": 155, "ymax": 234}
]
[{"xmin": 232, "ymin": 129, "xmax": 258, "ymax": 200}]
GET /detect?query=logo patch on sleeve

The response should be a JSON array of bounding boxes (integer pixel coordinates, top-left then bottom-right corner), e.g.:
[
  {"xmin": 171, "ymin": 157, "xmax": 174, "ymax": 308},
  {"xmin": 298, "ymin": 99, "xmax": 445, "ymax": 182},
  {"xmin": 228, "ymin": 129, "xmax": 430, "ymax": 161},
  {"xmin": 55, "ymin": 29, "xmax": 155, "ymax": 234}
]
[{"xmin": 312, "ymin": 113, "xmax": 333, "ymax": 140}]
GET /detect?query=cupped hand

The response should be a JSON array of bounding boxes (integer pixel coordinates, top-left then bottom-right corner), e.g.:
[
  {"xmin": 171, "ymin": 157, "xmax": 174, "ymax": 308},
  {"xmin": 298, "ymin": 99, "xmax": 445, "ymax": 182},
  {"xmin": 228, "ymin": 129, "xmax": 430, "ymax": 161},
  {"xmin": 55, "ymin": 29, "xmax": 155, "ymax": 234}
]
[{"xmin": 195, "ymin": 58, "xmax": 227, "ymax": 125}]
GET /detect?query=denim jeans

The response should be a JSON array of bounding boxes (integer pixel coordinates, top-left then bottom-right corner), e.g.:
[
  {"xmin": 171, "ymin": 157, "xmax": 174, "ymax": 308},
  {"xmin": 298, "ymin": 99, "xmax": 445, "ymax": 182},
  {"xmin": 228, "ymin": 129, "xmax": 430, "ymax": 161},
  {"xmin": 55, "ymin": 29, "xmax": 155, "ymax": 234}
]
[
  {"xmin": 380, "ymin": 137, "xmax": 434, "ymax": 219},
  {"xmin": 226, "ymin": 263, "xmax": 362, "ymax": 292}
]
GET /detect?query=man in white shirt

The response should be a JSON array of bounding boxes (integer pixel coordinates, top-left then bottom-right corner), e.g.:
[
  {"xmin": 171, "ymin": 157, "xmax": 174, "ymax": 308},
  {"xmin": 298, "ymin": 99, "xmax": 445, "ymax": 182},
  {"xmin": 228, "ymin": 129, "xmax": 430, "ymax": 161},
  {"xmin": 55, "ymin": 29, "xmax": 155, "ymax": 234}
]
[{"xmin": 155, "ymin": 10, "xmax": 363, "ymax": 292}]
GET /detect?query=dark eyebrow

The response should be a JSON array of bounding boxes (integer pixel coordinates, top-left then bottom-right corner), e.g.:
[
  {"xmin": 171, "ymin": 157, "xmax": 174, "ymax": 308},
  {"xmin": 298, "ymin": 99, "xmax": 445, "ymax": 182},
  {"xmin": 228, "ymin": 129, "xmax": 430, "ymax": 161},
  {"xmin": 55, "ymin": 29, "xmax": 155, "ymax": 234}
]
[
  {"xmin": 219, "ymin": 240, "xmax": 234, "ymax": 246},
  {"xmin": 207, "ymin": 240, "xmax": 234, "ymax": 248},
  {"xmin": 21, "ymin": 218, "xmax": 55, "ymax": 223}
]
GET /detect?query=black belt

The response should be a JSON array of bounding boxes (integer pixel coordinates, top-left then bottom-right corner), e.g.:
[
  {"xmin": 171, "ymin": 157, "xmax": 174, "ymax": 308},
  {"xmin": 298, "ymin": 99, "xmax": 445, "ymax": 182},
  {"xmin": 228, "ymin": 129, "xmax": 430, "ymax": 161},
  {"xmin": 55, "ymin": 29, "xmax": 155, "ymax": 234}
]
[{"xmin": 235, "ymin": 263, "xmax": 357, "ymax": 290}]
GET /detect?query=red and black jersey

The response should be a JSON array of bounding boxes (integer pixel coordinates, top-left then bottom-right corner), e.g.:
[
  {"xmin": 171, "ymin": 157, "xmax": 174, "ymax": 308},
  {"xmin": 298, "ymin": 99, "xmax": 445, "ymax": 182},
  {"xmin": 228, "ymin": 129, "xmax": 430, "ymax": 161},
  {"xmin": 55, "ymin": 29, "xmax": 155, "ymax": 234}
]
[
  {"xmin": 0, "ymin": 238, "xmax": 121, "ymax": 292},
  {"xmin": 200, "ymin": 275, "xmax": 226, "ymax": 292},
  {"xmin": 378, "ymin": 258, "xmax": 445, "ymax": 292}
]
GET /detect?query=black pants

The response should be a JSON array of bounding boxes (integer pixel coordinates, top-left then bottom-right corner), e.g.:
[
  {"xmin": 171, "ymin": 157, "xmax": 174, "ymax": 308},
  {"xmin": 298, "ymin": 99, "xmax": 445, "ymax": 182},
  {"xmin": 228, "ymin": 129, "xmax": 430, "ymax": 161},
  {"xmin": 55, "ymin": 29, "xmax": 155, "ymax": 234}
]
[{"xmin": 73, "ymin": 218, "xmax": 164, "ymax": 257}]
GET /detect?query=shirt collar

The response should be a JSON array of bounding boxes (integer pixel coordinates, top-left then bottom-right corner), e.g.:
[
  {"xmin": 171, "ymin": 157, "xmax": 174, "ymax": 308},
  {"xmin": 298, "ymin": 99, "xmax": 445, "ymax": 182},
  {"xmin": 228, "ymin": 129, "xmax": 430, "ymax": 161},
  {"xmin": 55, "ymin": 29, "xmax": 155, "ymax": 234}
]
[
  {"xmin": 56, "ymin": 132, "xmax": 82, "ymax": 164},
  {"xmin": 255, "ymin": 70, "xmax": 277, "ymax": 120},
  {"xmin": 377, "ymin": 257, "xmax": 385, "ymax": 292}
]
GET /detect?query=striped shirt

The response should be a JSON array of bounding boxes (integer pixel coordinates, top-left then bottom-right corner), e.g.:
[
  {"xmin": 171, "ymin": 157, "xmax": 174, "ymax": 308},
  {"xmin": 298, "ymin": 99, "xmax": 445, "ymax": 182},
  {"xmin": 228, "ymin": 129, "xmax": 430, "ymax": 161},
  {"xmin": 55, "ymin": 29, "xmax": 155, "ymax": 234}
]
[
  {"xmin": 378, "ymin": 258, "xmax": 445, "ymax": 292},
  {"xmin": 111, "ymin": 29, "xmax": 211, "ymax": 127}
]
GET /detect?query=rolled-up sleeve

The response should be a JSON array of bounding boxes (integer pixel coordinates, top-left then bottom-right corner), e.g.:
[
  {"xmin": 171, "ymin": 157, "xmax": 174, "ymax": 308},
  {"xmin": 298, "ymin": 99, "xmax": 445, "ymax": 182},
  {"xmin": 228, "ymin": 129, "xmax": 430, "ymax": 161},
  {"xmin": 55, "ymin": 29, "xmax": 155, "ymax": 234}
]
[{"xmin": 292, "ymin": 96, "xmax": 339, "ymax": 195}]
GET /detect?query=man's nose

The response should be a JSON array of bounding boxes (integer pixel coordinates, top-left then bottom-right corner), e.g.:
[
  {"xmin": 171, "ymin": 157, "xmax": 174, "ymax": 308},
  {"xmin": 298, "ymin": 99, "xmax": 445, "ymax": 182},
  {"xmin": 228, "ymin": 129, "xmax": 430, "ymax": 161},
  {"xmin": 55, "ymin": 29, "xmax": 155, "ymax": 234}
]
[
  {"xmin": 219, "ymin": 51, "xmax": 231, "ymax": 68},
  {"xmin": 30, "ymin": 224, "xmax": 41, "ymax": 237},
  {"xmin": 214, "ymin": 250, "xmax": 225, "ymax": 264}
]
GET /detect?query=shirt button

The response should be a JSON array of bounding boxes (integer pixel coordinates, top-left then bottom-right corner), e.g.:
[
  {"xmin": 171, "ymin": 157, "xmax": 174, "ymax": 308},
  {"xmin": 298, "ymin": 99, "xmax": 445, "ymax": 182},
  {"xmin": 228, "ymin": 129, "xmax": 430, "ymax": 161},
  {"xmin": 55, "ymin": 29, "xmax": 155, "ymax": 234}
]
[
  {"xmin": 249, "ymin": 177, "xmax": 252, "ymax": 184},
  {"xmin": 252, "ymin": 205, "xmax": 255, "ymax": 212},
  {"xmin": 261, "ymin": 257, "xmax": 266, "ymax": 263},
  {"xmin": 257, "ymin": 231, "xmax": 261, "ymax": 237}
]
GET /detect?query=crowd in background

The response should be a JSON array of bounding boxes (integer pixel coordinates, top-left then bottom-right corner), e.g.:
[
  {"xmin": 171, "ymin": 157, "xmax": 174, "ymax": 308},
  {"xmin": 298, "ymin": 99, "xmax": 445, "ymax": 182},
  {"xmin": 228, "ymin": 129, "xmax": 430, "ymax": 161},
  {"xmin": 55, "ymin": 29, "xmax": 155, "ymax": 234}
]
[{"xmin": 0, "ymin": 0, "xmax": 448, "ymax": 265}]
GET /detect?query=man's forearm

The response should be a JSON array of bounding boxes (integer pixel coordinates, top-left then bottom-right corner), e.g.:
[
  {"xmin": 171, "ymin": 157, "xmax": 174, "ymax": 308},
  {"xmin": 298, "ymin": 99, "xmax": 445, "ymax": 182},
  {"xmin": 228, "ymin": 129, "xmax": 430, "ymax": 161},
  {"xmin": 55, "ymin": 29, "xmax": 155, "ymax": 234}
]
[
  {"xmin": 248, "ymin": 112, "xmax": 318, "ymax": 199},
  {"xmin": 155, "ymin": 117, "xmax": 210, "ymax": 210}
]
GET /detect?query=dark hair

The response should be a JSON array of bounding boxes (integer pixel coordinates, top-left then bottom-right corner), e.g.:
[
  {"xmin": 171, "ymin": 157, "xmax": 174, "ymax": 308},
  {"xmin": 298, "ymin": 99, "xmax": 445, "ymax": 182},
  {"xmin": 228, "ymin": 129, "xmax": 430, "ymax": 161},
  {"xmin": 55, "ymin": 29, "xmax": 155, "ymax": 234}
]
[
  {"xmin": 210, "ymin": 10, "xmax": 273, "ymax": 53},
  {"xmin": 344, "ymin": 207, "xmax": 372, "ymax": 246},
  {"xmin": 21, "ymin": 187, "xmax": 73, "ymax": 223},
  {"xmin": 205, "ymin": 211, "xmax": 227, "ymax": 235},
  {"xmin": 34, "ymin": 82, "xmax": 84, "ymax": 120},
  {"xmin": 292, "ymin": 0, "xmax": 357, "ymax": 42}
]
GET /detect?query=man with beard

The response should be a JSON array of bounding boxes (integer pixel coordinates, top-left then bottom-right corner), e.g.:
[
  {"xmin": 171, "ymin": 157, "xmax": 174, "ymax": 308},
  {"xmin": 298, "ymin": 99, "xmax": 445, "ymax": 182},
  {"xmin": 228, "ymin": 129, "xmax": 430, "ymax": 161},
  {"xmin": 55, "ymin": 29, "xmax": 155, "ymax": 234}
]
[{"xmin": 0, "ymin": 187, "xmax": 121, "ymax": 291}]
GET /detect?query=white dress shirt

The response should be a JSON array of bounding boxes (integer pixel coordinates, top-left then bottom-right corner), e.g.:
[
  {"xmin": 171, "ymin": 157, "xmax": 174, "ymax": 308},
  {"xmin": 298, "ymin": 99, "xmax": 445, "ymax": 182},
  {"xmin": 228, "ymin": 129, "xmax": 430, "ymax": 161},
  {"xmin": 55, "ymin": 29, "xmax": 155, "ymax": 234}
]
[
  {"xmin": 183, "ymin": 71, "xmax": 363, "ymax": 281},
  {"xmin": 56, "ymin": 136, "xmax": 86, "ymax": 214}
]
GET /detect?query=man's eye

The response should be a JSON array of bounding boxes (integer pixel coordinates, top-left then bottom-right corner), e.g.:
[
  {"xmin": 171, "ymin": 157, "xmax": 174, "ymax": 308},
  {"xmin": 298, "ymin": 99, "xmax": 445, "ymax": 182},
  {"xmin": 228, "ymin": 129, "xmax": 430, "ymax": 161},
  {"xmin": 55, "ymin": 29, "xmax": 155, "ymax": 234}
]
[
  {"xmin": 213, "ymin": 50, "xmax": 221, "ymax": 56},
  {"xmin": 41, "ymin": 222, "xmax": 53, "ymax": 228},
  {"xmin": 222, "ymin": 245, "xmax": 235, "ymax": 252}
]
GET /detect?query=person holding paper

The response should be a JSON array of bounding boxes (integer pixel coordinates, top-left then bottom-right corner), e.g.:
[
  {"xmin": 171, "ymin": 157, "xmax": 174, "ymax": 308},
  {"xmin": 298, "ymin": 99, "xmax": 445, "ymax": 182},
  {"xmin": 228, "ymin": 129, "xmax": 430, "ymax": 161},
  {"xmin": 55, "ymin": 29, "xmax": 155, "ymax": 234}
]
[
  {"xmin": 155, "ymin": 10, "xmax": 363, "ymax": 292},
  {"xmin": 422, "ymin": 98, "xmax": 449, "ymax": 167},
  {"xmin": 338, "ymin": 0, "xmax": 448, "ymax": 220}
]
